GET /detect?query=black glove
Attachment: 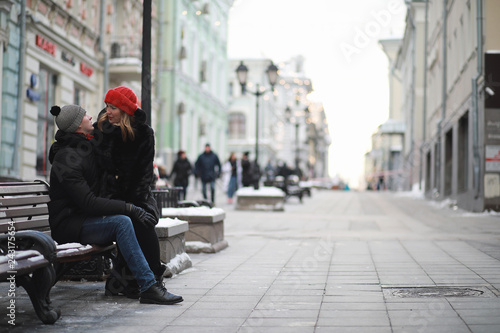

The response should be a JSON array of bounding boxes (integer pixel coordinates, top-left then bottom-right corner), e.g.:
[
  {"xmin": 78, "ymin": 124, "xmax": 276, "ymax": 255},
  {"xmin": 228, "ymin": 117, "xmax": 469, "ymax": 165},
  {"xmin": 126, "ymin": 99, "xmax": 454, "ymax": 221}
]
[{"xmin": 126, "ymin": 203, "xmax": 157, "ymax": 228}]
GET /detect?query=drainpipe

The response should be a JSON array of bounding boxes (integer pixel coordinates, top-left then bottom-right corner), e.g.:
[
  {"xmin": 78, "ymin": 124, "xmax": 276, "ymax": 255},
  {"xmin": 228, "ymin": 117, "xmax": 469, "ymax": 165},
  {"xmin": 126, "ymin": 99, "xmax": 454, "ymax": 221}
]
[
  {"xmin": 13, "ymin": 1, "xmax": 26, "ymax": 179},
  {"xmin": 157, "ymin": 0, "xmax": 165, "ymax": 163},
  {"xmin": 406, "ymin": 2, "xmax": 416, "ymax": 191},
  {"xmin": 438, "ymin": 0, "xmax": 448, "ymax": 196},
  {"xmin": 170, "ymin": 0, "xmax": 178, "ymax": 162},
  {"xmin": 471, "ymin": 0, "xmax": 483, "ymax": 199},
  {"xmin": 419, "ymin": 0, "xmax": 429, "ymax": 191},
  {"xmin": 99, "ymin": 0, "xmax": 108, "ymax": 94}
]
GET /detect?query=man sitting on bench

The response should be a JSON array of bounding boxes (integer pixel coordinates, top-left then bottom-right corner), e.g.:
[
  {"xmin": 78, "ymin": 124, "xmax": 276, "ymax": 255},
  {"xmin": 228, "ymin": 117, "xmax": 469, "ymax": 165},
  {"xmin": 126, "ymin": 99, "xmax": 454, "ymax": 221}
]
[{"xmin": 47, "ymin": 104, "xmax": 183, "ymax": 305}]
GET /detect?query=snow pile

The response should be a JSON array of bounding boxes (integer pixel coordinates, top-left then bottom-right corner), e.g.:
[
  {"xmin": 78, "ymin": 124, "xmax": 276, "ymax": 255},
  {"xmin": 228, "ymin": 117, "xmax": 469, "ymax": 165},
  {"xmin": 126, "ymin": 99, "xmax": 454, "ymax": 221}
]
[
  {"xmin": 185, "ymin": 241, "xmax": 213, "ymax": 253},
  {"xmin": 56, "ymin": 243, "xmax": 92, "ymax": 250},
  {"xmin": 27, "ymin": 255, "xmax": 46, "ymax": 263},
  {"xmin": 162, "ymin": 206, "xmax": 224, "ymax": 216},
  {"xmin": 163, "ymin": 253, "xmax": 192, "ymax": 277},
  {"xmin": 236, "ymin": 186, "xmax": 285, "ymax": 197},
  {"xmin": 0, "ymin": 250, "xmax": 42, "ymax": 264},
  {"xmin": 157, "ymin": 217, "xmax": 186, "ymax": 227}
]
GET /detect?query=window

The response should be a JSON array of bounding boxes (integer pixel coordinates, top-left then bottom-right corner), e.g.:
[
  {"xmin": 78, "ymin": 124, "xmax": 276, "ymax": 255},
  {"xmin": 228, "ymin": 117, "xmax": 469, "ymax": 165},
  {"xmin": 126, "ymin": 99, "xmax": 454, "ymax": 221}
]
[
  {"xmin": 74, "ymin": 85, "xmax": 84, "ymax": 105},
  {"xmin": 228, "ymin": 113, "xmax": 246, "ymax": 140},
  {"xmin": 444, "ymin": 129, "xmax": 453, "ymax": 196},
  {"xmin": 457, "ymin": 112, "xmax": 469, "ymax": 192},
  {"xmin": 36, "ymin": 68, "xmax": 57, "ymax": 177},
  {"xmin": 425, "ymin": 151, "xmax": 431, "ymax": 193},
  {"xmin": 434, "ymin": 142, "xmax": 440, "ymax": 192}
]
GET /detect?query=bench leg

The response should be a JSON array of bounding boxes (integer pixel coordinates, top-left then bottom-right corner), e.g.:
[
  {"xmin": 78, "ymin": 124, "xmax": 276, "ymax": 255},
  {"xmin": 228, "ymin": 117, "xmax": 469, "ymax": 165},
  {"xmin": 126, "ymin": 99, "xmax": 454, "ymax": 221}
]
[{"xmin": 17, "ymin": 265, "xmax": 61, "ymax": 324}]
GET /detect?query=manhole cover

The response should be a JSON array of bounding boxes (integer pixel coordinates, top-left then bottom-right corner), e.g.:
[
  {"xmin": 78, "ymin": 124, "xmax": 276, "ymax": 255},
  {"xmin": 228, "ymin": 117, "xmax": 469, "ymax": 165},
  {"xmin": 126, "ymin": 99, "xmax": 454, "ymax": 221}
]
[{"xmin": 384, "ymin": 287, "xmax": 486, "ymax": 298}]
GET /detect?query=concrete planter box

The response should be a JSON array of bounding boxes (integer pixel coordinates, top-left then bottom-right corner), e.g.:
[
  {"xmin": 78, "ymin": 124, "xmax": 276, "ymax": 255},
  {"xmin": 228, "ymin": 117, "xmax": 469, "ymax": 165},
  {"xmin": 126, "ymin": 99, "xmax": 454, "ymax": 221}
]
[
  {"xmin": 155, "ymin": 218, "xmax": 192, "ymax": 277},
  {"xmin": 161, "ymin": 207, "xmax": 228, "ymax": 253},
  {"xmin": 235, "ymin": 186, "xmax": 285, "ymax": 211}
]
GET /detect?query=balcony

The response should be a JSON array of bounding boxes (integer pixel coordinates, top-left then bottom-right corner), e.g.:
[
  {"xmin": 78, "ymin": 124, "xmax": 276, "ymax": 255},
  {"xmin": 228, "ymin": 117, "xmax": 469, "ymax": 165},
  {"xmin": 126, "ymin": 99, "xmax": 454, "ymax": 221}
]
[{"xmin": 108, "ymin": 36, "xmax": 142, "ymax": 82}]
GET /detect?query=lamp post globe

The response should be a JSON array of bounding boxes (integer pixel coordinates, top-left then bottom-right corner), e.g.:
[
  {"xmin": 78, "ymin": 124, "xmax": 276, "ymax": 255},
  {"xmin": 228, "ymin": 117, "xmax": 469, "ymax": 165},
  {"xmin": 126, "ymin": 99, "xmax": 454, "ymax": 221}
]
[
  {"xmin": 235, "ymin": 61, "xmax": 249, "ymax": 90},
  {"xmin": 266, "ymin": 61, "xmax": 279, "ymax": 87}
]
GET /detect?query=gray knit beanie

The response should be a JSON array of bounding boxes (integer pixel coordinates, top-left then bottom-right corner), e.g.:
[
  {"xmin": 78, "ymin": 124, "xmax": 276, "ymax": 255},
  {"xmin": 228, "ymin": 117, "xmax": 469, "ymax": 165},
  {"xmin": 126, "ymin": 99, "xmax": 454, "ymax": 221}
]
[{"xmin": 50, "ymin": 104, "xmax": 86, "ymax": 132}]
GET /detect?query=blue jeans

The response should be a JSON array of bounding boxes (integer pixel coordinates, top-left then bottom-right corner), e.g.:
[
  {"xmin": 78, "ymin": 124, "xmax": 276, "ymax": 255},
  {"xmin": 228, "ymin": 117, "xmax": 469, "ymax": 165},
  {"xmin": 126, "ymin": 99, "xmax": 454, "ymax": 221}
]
[
  {"xmin": 227, "ymin": 175, "xmax": 237, "ymax": 198},
  {"xmin": 80, "ymin": 215, "xmax": 155, "ymax": 292},
  {"xmin": 202, "ymin": 180, "xmax": 215, "ymax": 202}
]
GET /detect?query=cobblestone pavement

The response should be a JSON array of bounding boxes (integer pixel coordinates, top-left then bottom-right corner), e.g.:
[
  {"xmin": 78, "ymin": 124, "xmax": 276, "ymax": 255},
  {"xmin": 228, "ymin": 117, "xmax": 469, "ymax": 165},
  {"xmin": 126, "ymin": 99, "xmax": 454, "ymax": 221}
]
[{"xmin": 1, "ymin": 189, "xmax": 500, "ymax": 332}]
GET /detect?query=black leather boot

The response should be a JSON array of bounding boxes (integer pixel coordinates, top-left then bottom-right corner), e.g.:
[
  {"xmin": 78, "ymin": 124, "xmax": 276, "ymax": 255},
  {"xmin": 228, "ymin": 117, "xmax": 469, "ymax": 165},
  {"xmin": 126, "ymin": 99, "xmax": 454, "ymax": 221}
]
[
  {"xmin": 104, "ymin": 269, "xmax": 140, "ymax": 299},
  {"xmin": 139, "ymin": 281, "xmax": 183, "ymax": 305}
]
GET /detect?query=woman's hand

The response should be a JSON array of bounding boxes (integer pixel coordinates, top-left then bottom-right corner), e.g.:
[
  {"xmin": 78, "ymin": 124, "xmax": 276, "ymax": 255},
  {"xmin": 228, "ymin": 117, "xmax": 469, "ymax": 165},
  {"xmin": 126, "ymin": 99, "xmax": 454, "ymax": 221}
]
[{"xmin": 126, "ymin": 203, "xmax": 157, "ymax": 228}]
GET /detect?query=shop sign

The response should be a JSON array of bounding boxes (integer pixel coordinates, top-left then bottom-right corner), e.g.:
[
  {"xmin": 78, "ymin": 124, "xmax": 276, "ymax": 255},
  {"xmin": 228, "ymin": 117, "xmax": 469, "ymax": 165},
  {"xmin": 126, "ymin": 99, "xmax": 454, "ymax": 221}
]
[
  {"xmin": 485, "ymin": 145, "xmax": 500, "ymax": 172},
  {"xmin": 80, "ymin": 62, "xmax": 93, "ymax": 77},
  {"xmin": 35, "ymin": 35, "xmax": 56, "ymax": 56},
  {"xmin": 61, "ymin": 52, "xmax": 76, "ymax": 66}
]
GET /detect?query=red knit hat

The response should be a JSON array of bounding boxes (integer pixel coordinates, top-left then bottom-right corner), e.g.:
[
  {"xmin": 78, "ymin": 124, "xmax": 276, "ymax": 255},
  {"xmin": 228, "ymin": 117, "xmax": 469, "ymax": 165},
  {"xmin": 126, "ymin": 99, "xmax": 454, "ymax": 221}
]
[{"xmin": 104, "ymin": 86, "xmax": 138, "ymax": 115}]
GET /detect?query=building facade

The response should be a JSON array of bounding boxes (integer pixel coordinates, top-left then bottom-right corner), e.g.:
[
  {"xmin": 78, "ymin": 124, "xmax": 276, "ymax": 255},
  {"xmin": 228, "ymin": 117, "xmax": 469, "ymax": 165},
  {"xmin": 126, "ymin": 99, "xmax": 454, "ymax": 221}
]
[
  {"xmin": 156, "ymin": 0, "xmax": 234, "ymax": 171},
  {"xmin": 0, "ymin": 0, "xmax": 234, "ymax": 182},
  {"xmin": 228, "ymin": 56, "xmax": 330, "ymax": 180},
  {"xmin": 423, "ymin": 0, "xmax": 500, "ymax": 211},
  {"xmin": 0, "ymin": 0, "xmax": 108, "ymax": 181},
  {"xmin": 372, "ymin": 0, "xmax": 500, "ymax": 211},
  {"xmin": 365, "ymin": 38, "xmax": 405, "ymax": 191},
  {"xmin": 396, "ymin": 1, "xmax": 426, "ymax": 192}
]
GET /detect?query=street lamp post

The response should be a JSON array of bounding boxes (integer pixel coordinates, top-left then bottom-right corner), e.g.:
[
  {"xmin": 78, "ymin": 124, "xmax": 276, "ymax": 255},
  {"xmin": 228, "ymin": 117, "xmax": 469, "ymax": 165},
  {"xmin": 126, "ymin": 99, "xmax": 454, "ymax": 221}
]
[
  {"xmin": 235, "ymin": 61, "xmax": 278, "ymax": 167},
  {"xmin": 286, "ymin": 106, "xmax": 310, "ymax": 172},
  {"xmin": 294, "ymin": 122, "xmax": 299, "ymax": 170}
]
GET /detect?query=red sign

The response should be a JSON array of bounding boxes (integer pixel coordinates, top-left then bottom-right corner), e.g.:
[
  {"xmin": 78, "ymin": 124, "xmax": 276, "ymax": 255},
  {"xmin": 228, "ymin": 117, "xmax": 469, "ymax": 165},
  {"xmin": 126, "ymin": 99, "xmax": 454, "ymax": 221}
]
[
  {"xmin": 80, "ymin": 62, "xmax": 93, "ymax": 77},
  {"xmin": 35, "ymin": 35, "xmax": 56, "ymax": 56}
]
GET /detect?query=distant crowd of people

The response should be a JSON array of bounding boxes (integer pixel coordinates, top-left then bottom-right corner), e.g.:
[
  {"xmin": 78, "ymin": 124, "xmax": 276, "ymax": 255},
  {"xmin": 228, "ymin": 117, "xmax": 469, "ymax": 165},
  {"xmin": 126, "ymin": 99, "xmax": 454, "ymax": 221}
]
[{"xmin": 157, "ymin": 148, "xmax": 306, "ymax": 205}]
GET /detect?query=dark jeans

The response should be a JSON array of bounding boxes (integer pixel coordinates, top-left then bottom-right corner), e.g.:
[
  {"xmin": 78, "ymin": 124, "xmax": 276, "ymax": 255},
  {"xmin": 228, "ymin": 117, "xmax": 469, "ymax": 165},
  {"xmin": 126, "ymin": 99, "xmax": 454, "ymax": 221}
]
[
  {"xmin": 202, "ymin": 180, "xmax": 215, "ymax": 203},
  {"xmin": 227, "ymin": 175, "xmax": 237, "ymax": 198},
  {"xmin": 80, "ymin": 215, "xmax": 155, "ymax": 292},
  {"xmin": 114, "ymin": 218, "xmax": 163, "ymax": 279},
  {"xmin": 177, "ymin": 185, "xmax": 187, "ymax": 200}
]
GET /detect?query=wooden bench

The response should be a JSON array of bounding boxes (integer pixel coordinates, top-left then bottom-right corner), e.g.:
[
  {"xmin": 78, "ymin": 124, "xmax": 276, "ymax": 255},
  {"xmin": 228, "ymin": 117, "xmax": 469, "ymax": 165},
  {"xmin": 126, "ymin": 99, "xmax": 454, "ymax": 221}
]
[
  {"xmin": 273, "ymin": 176, "xmax": 306, "ymax": 203},
  {"xmin": 0, "ymin": 181, "xmax": 116, "ymax": 324}
]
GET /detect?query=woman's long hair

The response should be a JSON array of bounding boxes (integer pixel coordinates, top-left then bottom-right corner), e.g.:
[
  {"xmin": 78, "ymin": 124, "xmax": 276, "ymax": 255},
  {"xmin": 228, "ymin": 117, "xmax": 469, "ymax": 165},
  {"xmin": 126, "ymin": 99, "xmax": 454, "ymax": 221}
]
[{"xmin": 97, "ymin": 110, "xmax": 135, "ymax": 142}]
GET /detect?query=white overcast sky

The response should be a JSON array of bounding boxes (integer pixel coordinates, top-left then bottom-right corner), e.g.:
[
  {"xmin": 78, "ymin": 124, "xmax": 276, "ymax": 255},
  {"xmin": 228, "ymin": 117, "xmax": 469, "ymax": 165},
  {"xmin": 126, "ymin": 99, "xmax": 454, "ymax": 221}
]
[{"xmin": 227, "ymin": 0, "xmax": 406, "ymax": 189}]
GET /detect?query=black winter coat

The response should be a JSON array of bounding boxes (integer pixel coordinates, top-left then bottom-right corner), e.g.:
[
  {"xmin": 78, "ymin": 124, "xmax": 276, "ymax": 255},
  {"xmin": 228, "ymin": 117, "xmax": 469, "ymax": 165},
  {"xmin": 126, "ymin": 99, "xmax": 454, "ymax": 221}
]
[
  {"xmin": 195, "ymin": 152, "xmax": 221, "ymax": 182},
  {"xmin": 48, "ymin": 131, "xmax": 128, "ymax": 244},
  {"xmin": 93, "ymin": 108, "xmax": 160, "ymax": 220},
  {"xmin": 170, "ymin": 158, "xmax": 192, "ymax": 187}
]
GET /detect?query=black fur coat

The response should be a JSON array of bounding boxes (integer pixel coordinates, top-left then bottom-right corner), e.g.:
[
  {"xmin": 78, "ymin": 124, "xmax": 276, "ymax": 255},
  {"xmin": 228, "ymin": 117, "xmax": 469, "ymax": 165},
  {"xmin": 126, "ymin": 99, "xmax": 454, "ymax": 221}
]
[{"xmin": 93, "ymin": 107, "xmax": 159, "ymax": 220}]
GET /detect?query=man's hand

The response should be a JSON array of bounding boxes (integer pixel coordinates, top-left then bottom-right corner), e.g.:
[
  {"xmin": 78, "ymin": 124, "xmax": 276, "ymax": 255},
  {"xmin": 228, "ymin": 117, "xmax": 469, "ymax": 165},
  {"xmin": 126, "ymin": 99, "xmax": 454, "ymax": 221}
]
[{"xmin": 126, "ymin": 203, "xmax": 157, "ymax": 228}]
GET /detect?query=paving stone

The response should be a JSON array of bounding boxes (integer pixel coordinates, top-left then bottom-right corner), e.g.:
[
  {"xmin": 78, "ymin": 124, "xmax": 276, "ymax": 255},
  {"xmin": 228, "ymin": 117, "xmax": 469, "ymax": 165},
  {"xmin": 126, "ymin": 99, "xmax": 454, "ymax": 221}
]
[{"xmin": 1, "ymin": 190, "xmax": 499, "ymax": 331}]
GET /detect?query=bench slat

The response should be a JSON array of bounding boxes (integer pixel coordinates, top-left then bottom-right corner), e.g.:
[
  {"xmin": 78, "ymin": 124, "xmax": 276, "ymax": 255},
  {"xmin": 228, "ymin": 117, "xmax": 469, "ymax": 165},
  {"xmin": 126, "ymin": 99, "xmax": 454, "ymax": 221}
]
[
  {"xmin": 0, "ymin": 195, "xmax": 50, "ymax": 207},
  {"xmin": 56, "ymin": 244, "xmax": 116, "ymax": 263},
  {"xmin": 0, "ymin": 183, "xmax": 49, "ymax": 195},
  {"xmin": 0, "ymin": 258, "xmax": 50, "ymax": 280},
  {"xmin": 0, "ymin": 217, "xmax": 50, "ymax": 233},
  {"xmin": 0, "ymin": 206, "xmax": 48, "ymax": 219}
]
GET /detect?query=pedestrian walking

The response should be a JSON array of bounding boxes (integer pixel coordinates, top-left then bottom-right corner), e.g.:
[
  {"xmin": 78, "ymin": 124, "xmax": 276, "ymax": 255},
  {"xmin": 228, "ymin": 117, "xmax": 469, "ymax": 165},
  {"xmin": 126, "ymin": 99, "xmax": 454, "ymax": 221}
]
[
  {"xmin": 48, "ymin": 104, "xmax": 182, "ymax": 305},
  {"xmin": 169, "ymin": 150, "xmax": 193, "ymax": 200},
  {"xmin": 194, "ymin": 143, "xmax": 221, "ymax": 204},
  {"xmin": 222, "ymin": 152, "xmax": 241, "ymax": 204},
  {"xmin": 241, "ymin": 152, "xmax": 253, "ymax": 188}
]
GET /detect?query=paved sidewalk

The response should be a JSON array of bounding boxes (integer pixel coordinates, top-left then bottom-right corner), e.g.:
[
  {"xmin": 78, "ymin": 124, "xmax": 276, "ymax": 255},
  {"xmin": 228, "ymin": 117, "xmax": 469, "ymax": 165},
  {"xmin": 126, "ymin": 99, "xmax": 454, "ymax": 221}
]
[{"xmin": 1, "ymin": 189, "xmax": 500, "ymax": 332}]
